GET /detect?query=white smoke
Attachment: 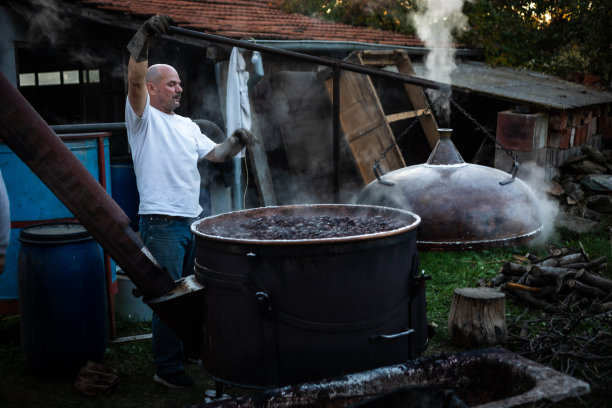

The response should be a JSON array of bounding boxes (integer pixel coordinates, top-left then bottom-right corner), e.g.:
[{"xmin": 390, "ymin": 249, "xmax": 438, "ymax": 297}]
[
  {"xmin": 27, "ymin": 0, "xmax": 69, "ymax": 47},
  {"xmin": 411, "ymin": 0, "xmax": 471, "ymax": 124},
  {"xmin": 519, "ymin": 161, "xmax": 560, "ymax": 246}
]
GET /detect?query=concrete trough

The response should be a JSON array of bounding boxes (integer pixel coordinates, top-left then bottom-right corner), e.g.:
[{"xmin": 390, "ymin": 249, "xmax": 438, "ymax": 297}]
[{"xmin": 201, "ymin": 348, "xmax": 590, "ymax": 407}]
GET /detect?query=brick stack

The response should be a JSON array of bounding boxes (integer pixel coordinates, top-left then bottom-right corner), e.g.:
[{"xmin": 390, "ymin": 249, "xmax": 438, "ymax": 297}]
[
  {"xmin": 494, "ymin": 104, "xmax": 610, "ymax": 181},
  {"xmin": 548, "ymin": 109, "xmax": 602, "ymax": 149}
]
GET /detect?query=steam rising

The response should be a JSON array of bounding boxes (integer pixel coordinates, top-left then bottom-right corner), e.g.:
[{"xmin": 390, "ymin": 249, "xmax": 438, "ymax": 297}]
[
  {"xmin": 411, "ymin": 0, "xmax": 470, "ymax": 124},
  {"xmin": 23, "ymin": 0, "xmax": 118, "ymax": 68},
  {"xmin": 519, "ymin": 162, "xmax": 560, "ymax": 246},
  {"xmin": 27, "ymin": 0, "xmax": 68, "ymax": 47}
]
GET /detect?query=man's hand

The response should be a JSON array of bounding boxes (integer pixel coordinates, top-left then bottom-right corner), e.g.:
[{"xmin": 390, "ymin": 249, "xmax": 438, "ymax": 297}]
[
  {"xmin": 231, "ymin": 128, "xmax": 252, "ymax": 148},
  {"xmin": 127, "ymin": 15, "xmax": 174, "ymax": 62},
  {"xmin": 206, "ymin": 128, "xmax": 253, "ymax": 162}
]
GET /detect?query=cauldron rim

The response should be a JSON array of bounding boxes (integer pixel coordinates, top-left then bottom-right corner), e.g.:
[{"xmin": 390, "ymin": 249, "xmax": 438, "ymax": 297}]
[
  {"xmin": 418, "ymin": 226, "xmax": 542, "ymax": 251},
  {"xmin": 191, "ymin": 204, "xmax": 421, "ymax": 245}
]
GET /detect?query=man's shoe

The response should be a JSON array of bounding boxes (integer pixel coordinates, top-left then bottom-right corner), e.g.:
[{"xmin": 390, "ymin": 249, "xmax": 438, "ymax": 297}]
[{"xmin": 153, "ymin": 371, "xmax": 194, "ymax": 388}]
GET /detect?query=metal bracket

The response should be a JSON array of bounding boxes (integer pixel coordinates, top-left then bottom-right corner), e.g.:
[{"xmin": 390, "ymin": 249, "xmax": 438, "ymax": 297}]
[{"xmin": 413, "ymin": 270, "xmax": 432, "ymax": 283}]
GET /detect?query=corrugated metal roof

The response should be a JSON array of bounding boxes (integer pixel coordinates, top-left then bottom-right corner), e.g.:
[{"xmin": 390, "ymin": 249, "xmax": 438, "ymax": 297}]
[{"xmin": 413, "ymin": 61, "xmax": 612, "ymax": 110}]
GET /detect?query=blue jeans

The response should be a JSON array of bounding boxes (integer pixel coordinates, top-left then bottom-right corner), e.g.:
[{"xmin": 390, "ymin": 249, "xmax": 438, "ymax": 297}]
[{"xmin": 139, "ymin": 215, "xmax": 198, "ymax": 376}]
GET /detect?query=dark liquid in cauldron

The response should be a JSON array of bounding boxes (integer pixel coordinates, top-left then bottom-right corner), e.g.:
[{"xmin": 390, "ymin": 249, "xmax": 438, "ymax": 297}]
[{"xmin": 196, "ymin": 214, "xmax": 406, "ymax": 240}]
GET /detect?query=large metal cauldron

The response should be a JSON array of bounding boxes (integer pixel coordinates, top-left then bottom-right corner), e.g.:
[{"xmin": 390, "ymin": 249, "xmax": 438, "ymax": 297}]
[
  {"xmin": 358, "ymin": 129, "xmax": 543, "ymax": 250},
  {"xmin": 191, "ymin": 204, "xmax": 425, "ymax": 388}
]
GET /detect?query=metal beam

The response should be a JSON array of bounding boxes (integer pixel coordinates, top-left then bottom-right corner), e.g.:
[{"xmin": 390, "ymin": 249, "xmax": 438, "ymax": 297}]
[{"xmin": 169, "ymin": 26, "xmax": 451, "ymax": 92}]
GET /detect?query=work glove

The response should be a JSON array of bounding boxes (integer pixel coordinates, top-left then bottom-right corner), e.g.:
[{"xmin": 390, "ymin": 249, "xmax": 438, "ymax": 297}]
[
  {"xmin": 232, "ymin": 128, "xmax": 253, "ymax": 148},
  {"xmin": 211, "ymin": 129, "xmax": 253, "ymax": 161},
  {"xmin": 127, "ymin": 15, "xmax": 174, "ymax": 62}
]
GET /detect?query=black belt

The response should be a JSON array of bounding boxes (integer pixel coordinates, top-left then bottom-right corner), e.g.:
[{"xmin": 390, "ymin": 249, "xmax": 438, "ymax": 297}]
[{"xmin": 145, "ymin": 214, "xmax": 193, "ymax": 221}]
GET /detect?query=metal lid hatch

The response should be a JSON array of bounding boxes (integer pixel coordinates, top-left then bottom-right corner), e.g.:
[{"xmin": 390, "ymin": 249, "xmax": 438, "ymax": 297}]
[{"xmin": 357, "ymin": 129, "xmax": 543, "ymax": 251}]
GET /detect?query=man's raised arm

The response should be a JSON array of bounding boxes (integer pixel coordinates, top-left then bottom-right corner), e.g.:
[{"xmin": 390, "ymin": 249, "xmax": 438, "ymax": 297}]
[{"xmin": 126, "ymin": 15, "xmax": 173, "ymax": 117}]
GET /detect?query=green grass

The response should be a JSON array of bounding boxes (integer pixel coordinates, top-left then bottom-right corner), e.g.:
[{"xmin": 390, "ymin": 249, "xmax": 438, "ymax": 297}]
[{"xmin": 1, "ymin": 225, "xmax": 610, "ymax": 407}]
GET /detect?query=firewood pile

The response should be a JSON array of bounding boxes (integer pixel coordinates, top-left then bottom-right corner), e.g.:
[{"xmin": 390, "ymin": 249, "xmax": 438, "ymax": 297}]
[
  {"xmin": 484, "ymin": 244, "xmax": 611, "ymax": 314},
  {"xmin": 505, "ymin": 298, "xmax": 611, "ymax": 407},
  {"xmin": 550, "ymin": 144, "xmax": 612, "ymax": 223},
  {"xmin": 485, "ymin": 245, "xmax": 612, "ymax": 406}
]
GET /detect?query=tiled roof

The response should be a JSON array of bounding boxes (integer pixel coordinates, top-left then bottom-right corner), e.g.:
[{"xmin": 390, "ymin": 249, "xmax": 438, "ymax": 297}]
[{"xmin": 78, "ymin": 0, "xmax": 424, "ymax": 46}]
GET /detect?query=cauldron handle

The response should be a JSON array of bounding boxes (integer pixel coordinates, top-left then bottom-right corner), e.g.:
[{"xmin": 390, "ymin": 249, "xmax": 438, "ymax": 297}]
[
  {"xmin": 373, "ymin": 163, "xmax": 394, "ymax": 186},
  {"xmin": 500, "ymin": 157, "xmax": 519, "ymax": 185},
  {"xmin": 255, "ymin": 291, "xmax": 272, "ymax": 315},
  {"xmin": 245, "ymin": 255, "xmax": 281, "ymax": 387},
  {"xmin": 370, "ymin": 328, "xmax": 415, "ymax": 341}
]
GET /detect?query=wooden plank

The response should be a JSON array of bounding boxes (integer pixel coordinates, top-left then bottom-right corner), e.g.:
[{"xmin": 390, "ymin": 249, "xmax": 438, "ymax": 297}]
[
  {"xmin": 386, "ymin": 109, "xmax": 429, "ymax": 123},
  {"xmin": 322, "ymin": 49, "xmax": 439, "ymax": 183},
  {"xmin": 323, "ymin": 51, "xmax": 405, "ymax": 184},
  {"xmin": 392, "ymin": 50, "xmax": 440, "ymax": 149},
  {"xmin": 243, "ymin": 130, "xmax": 277, "ymax": 207},
  {"xmin": 360, "ymin": 50, "xmax": 403, "ymax": 67},
  {"xmin": 358, "ymin": 57, "xmax": 396, "ymax": 67}
]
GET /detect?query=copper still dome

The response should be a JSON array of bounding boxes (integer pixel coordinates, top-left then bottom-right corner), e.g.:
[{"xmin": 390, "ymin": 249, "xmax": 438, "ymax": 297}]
[{"xmin": 357, "ymin": 129, "xmax": 543, "ymax": 250}]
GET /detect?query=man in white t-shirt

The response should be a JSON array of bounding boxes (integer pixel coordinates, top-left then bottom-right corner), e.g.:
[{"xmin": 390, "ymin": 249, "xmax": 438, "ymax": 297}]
[{"xmin": 125, "ymin": 15, "xmax": 248, "ymax": 388}]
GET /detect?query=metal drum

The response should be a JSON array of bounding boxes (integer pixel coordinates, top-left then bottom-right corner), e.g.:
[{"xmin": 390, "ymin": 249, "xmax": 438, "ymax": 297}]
[
  {"xmin": 192, "ymin": 204, "xmax": 426, "ymax": 388},
  {"xmin": 18, "ymin": 223, "xmax": 107, "ymax": 376}
]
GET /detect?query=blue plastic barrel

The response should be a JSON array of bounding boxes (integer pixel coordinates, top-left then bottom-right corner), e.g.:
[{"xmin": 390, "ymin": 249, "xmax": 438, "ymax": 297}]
[
  {"xmin": 18, "ymin": 223, "xmax": 108, "ymax": 376},
  {"xmin": 110, "ymin": 155, "xmax": 140, "ymax": 231},
  {"xmin": 0, "ymin": 134, "xmax": 113, "ymax": 307}
]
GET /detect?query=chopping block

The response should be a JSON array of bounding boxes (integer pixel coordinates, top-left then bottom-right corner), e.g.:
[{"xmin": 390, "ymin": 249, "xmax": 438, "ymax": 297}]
[{"xmin": 448, "ymin": 287, "xmax": 508, "ymax": 347}]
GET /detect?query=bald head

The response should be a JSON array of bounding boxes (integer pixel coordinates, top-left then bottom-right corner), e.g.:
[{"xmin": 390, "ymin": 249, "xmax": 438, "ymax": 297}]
[
  {"xmin": 146, "ymin": 64, "xmax": 183, "ymax": 114},
  {"xmin": 146, "ymin": 64, "xmax": 177, "ymax": 85}
]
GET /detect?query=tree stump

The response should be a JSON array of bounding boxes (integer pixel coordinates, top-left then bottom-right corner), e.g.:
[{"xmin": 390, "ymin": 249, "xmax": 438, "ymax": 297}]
[{"xmin": 448, "ymin": 287, "xmax": 507, "ymax": 347}]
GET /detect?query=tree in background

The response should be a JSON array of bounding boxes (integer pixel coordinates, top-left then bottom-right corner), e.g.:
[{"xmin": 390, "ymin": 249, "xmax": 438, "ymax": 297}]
[
  {"xmin": 460, "ymin": 0, "xmax": 612, "ymax": 86},
  {"xmin": 275, "ymin": 0, "xmax": 611, "ymax": 86},
  {"xmin": 275, "ymin": 0, "xmax": 418, "ymax": 35}
]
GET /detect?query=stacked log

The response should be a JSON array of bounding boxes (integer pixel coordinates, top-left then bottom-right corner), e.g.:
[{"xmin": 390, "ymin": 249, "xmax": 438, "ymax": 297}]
[{"xmin": 485, "ymin": 245, "xmax": 611, "ymax": 313}]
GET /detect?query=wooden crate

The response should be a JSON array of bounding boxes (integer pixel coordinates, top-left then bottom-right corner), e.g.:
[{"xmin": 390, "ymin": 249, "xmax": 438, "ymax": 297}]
[{"xmin": 323, "ymin": 50, "xmax": 439, "ymax": 184}]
